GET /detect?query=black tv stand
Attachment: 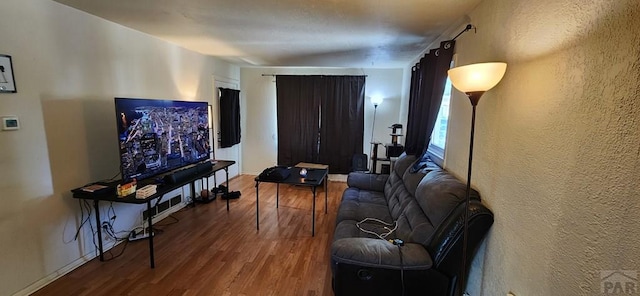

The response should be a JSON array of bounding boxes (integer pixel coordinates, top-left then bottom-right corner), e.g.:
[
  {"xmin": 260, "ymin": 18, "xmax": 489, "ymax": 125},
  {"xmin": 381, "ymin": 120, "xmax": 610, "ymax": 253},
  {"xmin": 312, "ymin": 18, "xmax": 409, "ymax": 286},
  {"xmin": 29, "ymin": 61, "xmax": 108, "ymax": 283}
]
[{"xmin": 71, "ymin": 160, "xmax": 236, "ymax": 268}]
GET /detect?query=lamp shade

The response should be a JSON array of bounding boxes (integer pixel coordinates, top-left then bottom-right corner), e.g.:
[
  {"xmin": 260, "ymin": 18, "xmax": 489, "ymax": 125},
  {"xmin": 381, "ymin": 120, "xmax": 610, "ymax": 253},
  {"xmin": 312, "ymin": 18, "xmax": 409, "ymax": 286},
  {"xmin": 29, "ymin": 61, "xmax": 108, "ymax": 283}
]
[
  {"xmin": 370, "ymin": 96, "xmax": 383, "ymax": 106},
  {"xmin": 448, "ymin": 62, "xmax": 507, "ymax": 93}
]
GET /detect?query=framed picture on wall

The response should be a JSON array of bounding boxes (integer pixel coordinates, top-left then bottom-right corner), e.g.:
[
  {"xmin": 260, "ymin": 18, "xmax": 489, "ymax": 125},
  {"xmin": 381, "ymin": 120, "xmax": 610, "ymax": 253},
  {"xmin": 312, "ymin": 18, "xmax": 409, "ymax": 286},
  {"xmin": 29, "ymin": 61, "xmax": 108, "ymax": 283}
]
[{"xmin": 0, "ymin": 54, "xmax": 17, "ymax": 93}]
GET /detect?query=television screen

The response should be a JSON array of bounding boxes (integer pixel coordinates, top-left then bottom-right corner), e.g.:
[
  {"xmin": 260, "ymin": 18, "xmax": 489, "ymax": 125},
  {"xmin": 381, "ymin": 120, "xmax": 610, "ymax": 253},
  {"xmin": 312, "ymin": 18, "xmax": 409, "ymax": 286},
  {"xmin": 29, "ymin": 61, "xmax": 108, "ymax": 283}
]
[{"xmin": 114, "ymin": 97, "xmax": 210, "ymax": 182}]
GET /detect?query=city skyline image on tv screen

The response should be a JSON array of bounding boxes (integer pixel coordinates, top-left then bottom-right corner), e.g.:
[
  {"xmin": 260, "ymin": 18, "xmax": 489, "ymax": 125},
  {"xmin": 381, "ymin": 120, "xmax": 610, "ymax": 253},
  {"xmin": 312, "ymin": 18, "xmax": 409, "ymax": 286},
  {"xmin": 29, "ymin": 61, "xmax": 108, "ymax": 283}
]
[{"xmin": 114, "ymin": 98, "xmax": 210, "ymax": 182}]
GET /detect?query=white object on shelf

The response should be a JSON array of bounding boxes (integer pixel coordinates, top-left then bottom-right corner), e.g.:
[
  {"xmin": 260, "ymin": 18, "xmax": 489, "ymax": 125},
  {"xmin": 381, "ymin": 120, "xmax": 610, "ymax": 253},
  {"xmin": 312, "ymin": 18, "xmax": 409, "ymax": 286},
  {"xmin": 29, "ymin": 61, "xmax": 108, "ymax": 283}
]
[{"xmin": 136, "ymin": 184, "xmax": 158, "ymax": 199}]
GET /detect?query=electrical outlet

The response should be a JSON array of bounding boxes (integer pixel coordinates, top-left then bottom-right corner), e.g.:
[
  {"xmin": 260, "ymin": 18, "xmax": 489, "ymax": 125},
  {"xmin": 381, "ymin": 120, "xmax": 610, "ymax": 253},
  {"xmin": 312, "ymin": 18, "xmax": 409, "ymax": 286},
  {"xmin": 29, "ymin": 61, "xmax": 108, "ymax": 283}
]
[
  {"xmin": 101, "ymin": 228, "xmax": 114, "ymax": 244},
  {"xmin": 101, "ymin": 221, "xmax": 115, "ymax": 243}
]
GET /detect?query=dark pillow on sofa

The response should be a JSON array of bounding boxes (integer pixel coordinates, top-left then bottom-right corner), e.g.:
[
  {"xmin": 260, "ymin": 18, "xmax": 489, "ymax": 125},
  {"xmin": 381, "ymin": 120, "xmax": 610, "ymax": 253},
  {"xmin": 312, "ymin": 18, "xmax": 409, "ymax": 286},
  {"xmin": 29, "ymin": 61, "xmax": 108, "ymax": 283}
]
[{"xmin": 409, "ymin": 151, "xmax": 441, "ymax": 173}]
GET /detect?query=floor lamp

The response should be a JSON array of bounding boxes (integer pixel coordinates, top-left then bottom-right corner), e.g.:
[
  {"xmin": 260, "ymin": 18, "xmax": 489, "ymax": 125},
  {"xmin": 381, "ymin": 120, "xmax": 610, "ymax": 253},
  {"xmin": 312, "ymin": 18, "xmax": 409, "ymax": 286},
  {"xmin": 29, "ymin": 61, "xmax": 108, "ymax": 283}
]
[
  {"xmin": 370, "ymin": 96, "xmax": 383, "ymax": 172},
  {"xmin": 448, "ymin": 62, "xmax": 507, "ymax": 295}
]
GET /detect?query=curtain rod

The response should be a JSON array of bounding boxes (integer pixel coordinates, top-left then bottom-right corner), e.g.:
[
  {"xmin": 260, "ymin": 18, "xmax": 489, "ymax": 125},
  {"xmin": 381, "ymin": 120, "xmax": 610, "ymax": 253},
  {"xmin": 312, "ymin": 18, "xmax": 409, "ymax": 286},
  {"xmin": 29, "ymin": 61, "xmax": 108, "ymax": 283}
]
[
  {"xmin": 261, "ymin": 74, "xmax": 368, "ymax": 77},
  {"xmin": 410, "ymin": 24, "xmax": 475, "ymax": 70},
  {"xmin": 451, "ymin": 24, "xmax": 476, "ymax": 41}
]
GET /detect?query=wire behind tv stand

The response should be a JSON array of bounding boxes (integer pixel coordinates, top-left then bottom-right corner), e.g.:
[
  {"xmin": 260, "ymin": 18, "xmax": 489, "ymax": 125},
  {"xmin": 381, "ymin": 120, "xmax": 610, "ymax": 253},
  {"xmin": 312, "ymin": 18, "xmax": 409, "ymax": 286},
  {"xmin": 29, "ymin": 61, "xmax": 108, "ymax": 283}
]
[{"xmin": 71, "ymin": 160, "xmax": 235, "ymax": 269}]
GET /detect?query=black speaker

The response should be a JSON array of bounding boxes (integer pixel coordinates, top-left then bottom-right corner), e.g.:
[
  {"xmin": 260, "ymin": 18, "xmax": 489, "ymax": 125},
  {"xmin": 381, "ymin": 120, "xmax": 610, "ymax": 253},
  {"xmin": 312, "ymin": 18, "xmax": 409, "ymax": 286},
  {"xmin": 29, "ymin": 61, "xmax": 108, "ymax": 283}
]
[
  {"xmin": 164, "ymin": 166, "xmax": 199, "ymax": 184},
  {"xmin": 195, "ymin": 161, "xmax": 213, "ymax": 173}
]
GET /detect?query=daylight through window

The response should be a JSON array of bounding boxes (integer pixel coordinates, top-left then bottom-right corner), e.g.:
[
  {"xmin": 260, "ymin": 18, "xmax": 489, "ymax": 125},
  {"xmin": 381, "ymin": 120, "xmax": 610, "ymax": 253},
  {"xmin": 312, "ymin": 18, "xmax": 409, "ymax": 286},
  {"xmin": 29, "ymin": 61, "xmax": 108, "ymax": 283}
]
[{"xmin": 429, "ymin": 77, "xmax": 452, "ymax": 159}]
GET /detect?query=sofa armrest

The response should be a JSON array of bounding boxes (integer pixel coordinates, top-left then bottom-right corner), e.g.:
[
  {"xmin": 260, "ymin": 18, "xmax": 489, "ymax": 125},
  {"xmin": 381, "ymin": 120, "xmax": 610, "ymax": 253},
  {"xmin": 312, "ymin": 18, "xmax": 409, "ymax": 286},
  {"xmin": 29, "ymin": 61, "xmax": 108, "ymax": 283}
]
[
  {"xmin": 346, "ymin": 173, "xmax": 388, "ymax": 192},
  {"xmin": 331, "ymin": 238, "xmax": 432, "ymax": 270}
]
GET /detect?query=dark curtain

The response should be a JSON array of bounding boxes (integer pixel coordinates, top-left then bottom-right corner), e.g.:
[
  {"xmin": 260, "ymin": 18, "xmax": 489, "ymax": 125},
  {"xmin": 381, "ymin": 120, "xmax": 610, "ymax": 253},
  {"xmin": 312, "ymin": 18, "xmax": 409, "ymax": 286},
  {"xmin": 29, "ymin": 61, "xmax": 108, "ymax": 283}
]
[
  {"xmin": 276, "ymin": 75, "xmax": 321, "ymax": 166},
  {"xmin": 319, "ymin": 76, "xmax": 365, "ymax": 174},
  {"xmin": 276, "ymin": 75, "xmax": 365, "ymax": 172},
  {"xmin": 219, "ymin": 88, "xmax": 241, "ymax": 148},
  {"xmin": 404, "ymin": 40, "xmax": 455, "ymax": 155}
]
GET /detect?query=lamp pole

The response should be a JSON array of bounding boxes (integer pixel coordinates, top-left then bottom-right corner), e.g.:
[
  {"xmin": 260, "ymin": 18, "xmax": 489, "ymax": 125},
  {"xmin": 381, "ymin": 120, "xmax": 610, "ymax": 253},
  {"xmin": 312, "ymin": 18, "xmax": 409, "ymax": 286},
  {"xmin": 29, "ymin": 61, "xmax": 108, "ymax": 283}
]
[
  {"xmin": 448, "ymin": 62, "xmax": 507, "ymax": 296},
  {"xmin": 370, "ymin": 103, "xmax": 378, "ymax": 173},
  {"xmin": 371, "ymin": 103, "xmax": 378, "ymax": 147},
  {"xmin": 460, "ymin": 91, "xmax": 483, "ymax": 296}
]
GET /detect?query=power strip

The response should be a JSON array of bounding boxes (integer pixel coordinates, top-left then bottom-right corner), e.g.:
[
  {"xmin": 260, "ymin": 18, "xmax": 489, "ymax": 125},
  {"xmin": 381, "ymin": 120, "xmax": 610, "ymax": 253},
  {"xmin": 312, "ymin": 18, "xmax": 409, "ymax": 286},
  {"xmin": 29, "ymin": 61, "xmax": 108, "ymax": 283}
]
[{"xmin": 128, "ymin": 231, "xmax": 153, "ymax": 241}]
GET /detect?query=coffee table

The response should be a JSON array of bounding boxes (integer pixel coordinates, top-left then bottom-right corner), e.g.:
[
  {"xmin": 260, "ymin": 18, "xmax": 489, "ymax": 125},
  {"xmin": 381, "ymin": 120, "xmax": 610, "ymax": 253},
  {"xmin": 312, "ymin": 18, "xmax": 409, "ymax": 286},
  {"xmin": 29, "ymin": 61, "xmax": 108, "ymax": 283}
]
[
  {"xmin": 295, "ymin": 162, "xmax": 329, "ymax": 214},
  {"xmin": 254, "ymin": 165, "xmax": 328, "ymax": 236}
]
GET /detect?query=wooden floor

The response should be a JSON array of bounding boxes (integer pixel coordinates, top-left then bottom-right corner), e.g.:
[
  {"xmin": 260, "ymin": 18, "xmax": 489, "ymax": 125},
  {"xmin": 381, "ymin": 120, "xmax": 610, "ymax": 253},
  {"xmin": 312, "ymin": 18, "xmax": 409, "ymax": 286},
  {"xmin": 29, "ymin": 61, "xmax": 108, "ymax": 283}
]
[{"xmin": 33, "ymin": 175, "xmax": 347, "ymax": 296}]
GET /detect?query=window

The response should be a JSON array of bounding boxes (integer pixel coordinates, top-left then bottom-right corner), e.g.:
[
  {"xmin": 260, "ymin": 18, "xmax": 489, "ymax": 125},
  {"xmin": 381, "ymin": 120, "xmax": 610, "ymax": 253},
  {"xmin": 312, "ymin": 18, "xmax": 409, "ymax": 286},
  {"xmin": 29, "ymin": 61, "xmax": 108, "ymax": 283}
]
[{"xmin": 428, "ymin": 77, "xmax": 452, "ymax": 162}]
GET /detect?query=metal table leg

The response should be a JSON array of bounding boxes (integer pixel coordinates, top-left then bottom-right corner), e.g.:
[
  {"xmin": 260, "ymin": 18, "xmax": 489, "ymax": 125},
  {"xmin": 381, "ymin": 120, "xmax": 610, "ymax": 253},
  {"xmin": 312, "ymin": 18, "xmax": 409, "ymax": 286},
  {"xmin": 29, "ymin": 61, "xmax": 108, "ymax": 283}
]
[
  {"xmin": 190, "ymin": 178, "xmax": 197, "ymax": 206},
  {"xmin": 255, "ymin": 181, "xmax": 260, "ymax": 230},
  {"xmin": 147, "ymin": 200, "xmax": 155, "ymax": 268},
  {"xmin": 225, "ymin": 167, "xmax": 230, "ymax": 211},
  {"xmin": 94, "ymin": 200, "xmax": 104, "ymax": 261},
  {"xmin": 324, "ymin": 176, "xmax": 328, "ymax": 214},
  {"xmin": 312, "ymin": 186, "xmax": 316, "ymax": 237}
]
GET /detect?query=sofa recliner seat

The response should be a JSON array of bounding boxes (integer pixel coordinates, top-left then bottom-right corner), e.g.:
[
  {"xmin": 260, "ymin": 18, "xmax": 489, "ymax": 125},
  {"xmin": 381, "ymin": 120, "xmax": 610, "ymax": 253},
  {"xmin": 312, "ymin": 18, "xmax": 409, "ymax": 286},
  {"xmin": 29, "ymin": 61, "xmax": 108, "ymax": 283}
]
[{"xmin": 331, "ymin": 154, "xmax": 494, "ymax": 296}]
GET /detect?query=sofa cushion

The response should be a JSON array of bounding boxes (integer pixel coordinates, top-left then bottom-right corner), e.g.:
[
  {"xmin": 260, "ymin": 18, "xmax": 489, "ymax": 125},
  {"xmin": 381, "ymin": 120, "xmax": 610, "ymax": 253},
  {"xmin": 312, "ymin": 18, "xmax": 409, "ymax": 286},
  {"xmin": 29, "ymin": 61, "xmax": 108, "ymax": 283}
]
[
  {"xmin": 393, "ymin": 199, "xmax": 435, "ymax": 246},
  {"xmin": 337, "ymin": 183, "xmax": 390, "ymax": 224},
  {"xmin": 379, "ymin": 155, "xmax": 415, "ymax": 219},
  {"xmin": 336, "ymin": 200, "xmax": 392, "ymax": 224},
  {"xmin": 402, "ymin": 158, "xmax": 442, "ymax": 196},
  {"xmin": 333, "ymin": 219, "xmax": 390, "ymax": 241},
  {"xmin": 346, "ymin": 173, "xmax": 388, "ymax": 192},
  {"xmin": 331, "ymin": 238, "xmax": 433, "ymax": 270},
  {"xmin": 392, "ymin": 169, "xmax": 480, "ymax": 248},
  {"xmin": 392, "ymin": 153, "xmax": 417, "ymax": 177},
  {"xmin": 401, "ymin": 164, "xmax": 441, "ymax": 198},
  {"xmin": 341, "ymin": 186, "xmax": 386, "ymax": 204},
  {"xmin": 415, "ymin": 170, "xmax": 480, "ymax": 231},
  {"xmin": 384, "ymin": 155, "xmax": 439, "ymax": 222}
]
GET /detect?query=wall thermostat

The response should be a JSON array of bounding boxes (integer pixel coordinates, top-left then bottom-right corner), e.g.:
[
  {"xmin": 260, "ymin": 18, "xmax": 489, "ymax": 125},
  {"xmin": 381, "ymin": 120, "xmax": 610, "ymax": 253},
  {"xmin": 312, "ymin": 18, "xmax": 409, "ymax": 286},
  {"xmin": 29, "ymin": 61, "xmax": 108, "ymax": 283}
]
[{"xmin": 2, "ymin": 116, "xmax": 19, "ymax": 131}]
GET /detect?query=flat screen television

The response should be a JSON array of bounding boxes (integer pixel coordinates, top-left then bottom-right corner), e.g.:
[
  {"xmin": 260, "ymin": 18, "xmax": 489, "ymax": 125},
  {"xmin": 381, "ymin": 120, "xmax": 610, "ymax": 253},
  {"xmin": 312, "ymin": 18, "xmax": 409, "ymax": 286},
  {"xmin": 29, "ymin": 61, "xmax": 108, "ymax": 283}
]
[{"xmin": 114, "ymin": 97, "xmax": 210, "ymax": 182}]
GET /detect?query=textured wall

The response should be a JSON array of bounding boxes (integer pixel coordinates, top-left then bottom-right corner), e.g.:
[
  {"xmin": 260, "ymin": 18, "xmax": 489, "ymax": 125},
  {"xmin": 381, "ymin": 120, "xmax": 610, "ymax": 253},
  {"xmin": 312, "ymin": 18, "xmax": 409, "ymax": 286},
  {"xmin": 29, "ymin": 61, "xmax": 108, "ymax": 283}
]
[{"xmin": 445, "ymin": 0, "xmax": 640, "ymax": 295}]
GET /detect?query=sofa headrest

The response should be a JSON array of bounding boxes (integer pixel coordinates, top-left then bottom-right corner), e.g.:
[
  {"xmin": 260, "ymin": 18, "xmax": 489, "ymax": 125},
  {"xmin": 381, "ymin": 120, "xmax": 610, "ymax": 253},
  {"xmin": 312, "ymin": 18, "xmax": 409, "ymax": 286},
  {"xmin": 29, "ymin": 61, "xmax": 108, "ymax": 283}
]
[
  {"xmin": 402, "ymin": 155, "xmax": 443, "ymax": 196},
  {"xmin": 393, "ymin": 154, "xmax": 417, "ymax": 177},
  {"xmin": 415, "ymin": 170, "xmax": 480, "ymax": 228},
  {"xmin": 402, "ymin": 165, "xmax": 442, "ymax": 197},
  {"xmin": 401, "ymin": 169, "xmax": 428, "ymax": 197}
]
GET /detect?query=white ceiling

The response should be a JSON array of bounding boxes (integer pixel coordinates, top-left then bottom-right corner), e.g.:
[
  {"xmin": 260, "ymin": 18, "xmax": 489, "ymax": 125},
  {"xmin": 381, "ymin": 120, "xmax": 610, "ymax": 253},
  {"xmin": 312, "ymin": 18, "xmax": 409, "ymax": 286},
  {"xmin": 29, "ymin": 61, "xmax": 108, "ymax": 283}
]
[{"xmin": 53, "ymin": 0, "xmax": 481, "ymax": 68}]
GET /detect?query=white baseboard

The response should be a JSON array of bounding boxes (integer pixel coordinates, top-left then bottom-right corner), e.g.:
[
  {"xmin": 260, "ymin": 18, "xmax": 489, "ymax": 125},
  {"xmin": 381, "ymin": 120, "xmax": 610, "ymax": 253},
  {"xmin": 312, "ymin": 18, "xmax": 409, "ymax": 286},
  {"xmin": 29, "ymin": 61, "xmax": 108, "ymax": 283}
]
[
  {"xmin": 328, "ymin": 174, "xmax": 347, "ymax": 182},
  {"xmin": 12, "ymin": 253, "xmax": 95, "ymax": 296},
  {"xmin": 13, "ymin": 202, "xmax": 188, "ymax": 296}
]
